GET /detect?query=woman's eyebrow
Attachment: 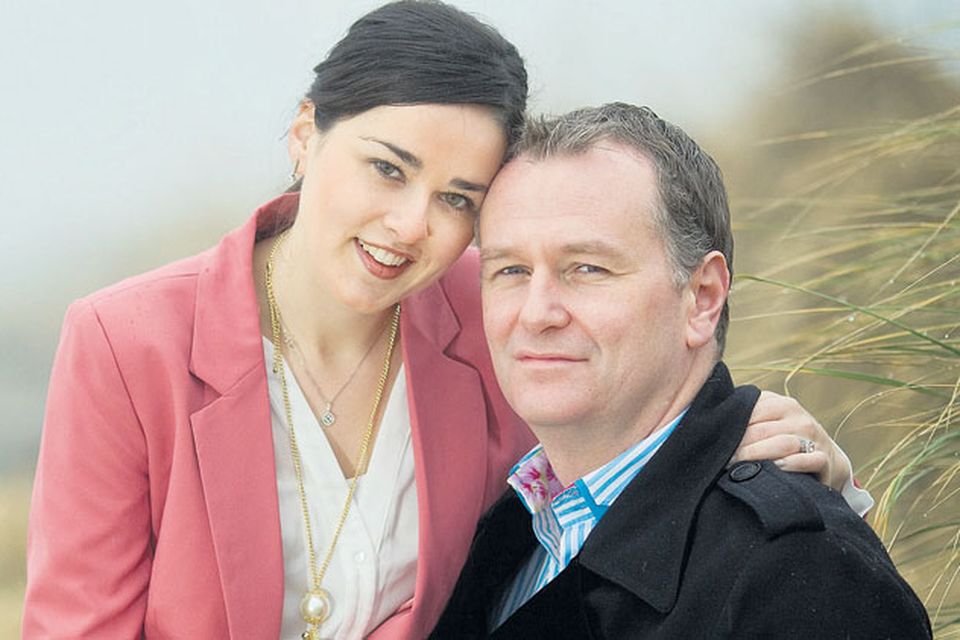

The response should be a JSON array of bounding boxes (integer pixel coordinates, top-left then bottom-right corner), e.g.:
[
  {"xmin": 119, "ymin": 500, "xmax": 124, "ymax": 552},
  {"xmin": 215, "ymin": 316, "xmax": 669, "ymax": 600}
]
[
  {"xmin": 362, "ymin": 137, "xmax": 488, "ymax": 192},
  {"xmin": 362, "ymin": 137, "xmax": 422, "ymax": 169},
  {"xmin": 451, "ymin": 178, "xmax": 487, "ymax": 193}
]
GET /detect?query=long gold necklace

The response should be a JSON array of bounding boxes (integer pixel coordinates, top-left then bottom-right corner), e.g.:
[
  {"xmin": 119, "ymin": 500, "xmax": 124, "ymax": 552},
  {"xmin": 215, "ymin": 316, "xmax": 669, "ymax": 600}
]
[{"xmin": 265, "ymin": 230, "xmax": 401, "ymax": 640}]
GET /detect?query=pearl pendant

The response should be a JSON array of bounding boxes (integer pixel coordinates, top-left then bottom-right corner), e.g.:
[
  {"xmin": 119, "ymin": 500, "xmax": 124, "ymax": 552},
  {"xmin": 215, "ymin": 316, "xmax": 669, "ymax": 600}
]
[
  {"xmin": 320, "ymin": 408, "xmax": 336, "ymax": 427},
  {"xmin": 300, "ymin": 588, "xmax": 331, "ymax": 625}
]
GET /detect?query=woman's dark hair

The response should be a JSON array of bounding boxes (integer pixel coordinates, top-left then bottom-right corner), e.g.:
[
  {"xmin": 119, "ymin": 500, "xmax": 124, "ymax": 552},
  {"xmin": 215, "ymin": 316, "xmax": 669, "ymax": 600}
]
[{"xmin": 306, "ymin": 0, "xmax": 527, "ymax": 145}]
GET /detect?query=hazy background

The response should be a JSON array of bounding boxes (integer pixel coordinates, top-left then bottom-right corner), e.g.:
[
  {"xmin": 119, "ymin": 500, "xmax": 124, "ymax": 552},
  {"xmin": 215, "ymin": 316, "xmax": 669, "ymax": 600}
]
[{"xmin": 2, "ymin": 0, "xmax": 958, "ymax": 635}]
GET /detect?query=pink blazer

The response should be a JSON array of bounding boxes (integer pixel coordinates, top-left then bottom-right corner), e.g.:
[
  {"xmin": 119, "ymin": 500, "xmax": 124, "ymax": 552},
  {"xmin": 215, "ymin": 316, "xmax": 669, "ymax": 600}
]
[{"xmin": 23, "ymin": 194, "xmax": 535, "ymax": 639}]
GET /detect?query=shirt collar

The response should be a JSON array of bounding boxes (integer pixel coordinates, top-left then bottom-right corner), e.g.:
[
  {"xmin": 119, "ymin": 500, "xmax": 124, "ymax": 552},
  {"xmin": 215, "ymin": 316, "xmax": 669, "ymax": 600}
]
[{"xmin": 507, "ymin": 408, "xmax": 689, "ymax": 517}]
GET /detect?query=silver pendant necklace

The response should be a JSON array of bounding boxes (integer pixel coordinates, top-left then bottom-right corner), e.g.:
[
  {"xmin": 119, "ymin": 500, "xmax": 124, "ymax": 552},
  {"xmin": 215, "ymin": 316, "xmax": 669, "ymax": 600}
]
[{"xmin": 279, "ymin": 312, "xmax": 386, "ymax": 427}]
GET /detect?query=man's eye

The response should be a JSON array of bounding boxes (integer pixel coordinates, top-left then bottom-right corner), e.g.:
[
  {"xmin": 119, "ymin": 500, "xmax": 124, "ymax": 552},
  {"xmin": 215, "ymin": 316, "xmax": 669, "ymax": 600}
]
[
  {"xmin": 373, "ymin": 160, "xmax": 403, "ymax": 180},
  {"xmin": 575, "ymin": 264, "xmax": 608, "ymax": 275},
  {"xmin": 498, "ymin": 265, "xmax": 528, "ymax": 276},
  {"xmin": 440, "ymin": 192, "xmax": 476, "ymax": 212}
]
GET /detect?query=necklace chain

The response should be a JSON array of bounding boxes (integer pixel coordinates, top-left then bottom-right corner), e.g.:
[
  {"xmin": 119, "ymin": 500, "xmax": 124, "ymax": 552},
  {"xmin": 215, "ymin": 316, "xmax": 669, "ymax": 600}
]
[
  {"xmin": 265, "ymin": 230, "xmax": 401, "ymax": 640},
  {"xmin": 277, "ymin": 303, "xmax": 387, "ymax": 427}
]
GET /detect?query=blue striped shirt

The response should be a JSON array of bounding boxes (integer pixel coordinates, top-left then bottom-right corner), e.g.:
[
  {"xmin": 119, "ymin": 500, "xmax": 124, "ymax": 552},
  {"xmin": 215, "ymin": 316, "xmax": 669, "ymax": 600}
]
[{"xmin": 492, "ymin": 410, "xmax": 687, "ymax": 628}]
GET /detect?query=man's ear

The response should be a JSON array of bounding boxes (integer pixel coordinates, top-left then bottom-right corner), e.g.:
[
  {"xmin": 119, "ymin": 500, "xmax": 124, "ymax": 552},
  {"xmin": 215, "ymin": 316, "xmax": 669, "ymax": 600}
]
[
  {"xmin": 685, "ymin": 251, "xmax": 730, "ymax": 349},
  {"xmin": 287, "ymin": 101, "xmax": 316, "ymax": 175}
]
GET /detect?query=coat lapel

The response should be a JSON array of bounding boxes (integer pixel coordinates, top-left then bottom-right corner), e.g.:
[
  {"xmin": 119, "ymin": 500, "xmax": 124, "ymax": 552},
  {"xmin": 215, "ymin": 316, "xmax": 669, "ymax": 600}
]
[
  {"xmin": 187, "ymin": 195, "xmax": 298, "ymax": 639},
  {"xmin": 190, "ymin": 371, "xmax": 283, "ymax": 639},
  {"xmin": 401, "ymin": 279, "xmax": 497, "ymax": 637},
  {"xmin": 578, "ymin": 363, "xmax": 760, "ymax": 613},
  {"xmin": 491, "ymin": 565, "xmax": 593, "ymax": 640},
  {"xmin": 430, "ymin": 491, "xmax": 538, "ymax": 639}
]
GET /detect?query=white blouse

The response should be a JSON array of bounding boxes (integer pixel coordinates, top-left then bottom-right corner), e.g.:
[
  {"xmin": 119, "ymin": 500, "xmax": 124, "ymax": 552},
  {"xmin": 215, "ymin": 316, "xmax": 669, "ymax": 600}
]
[{"xmin": 263, "ymin": 339, "xmax": 419, "ymax": 640}]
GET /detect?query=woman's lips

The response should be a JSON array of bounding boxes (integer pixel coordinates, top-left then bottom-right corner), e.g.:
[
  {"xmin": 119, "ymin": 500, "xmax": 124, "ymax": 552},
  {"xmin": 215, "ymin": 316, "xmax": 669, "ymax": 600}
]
[{"xmin": 355, "ymin": 239, "xmax": 412, "ymax": 280}]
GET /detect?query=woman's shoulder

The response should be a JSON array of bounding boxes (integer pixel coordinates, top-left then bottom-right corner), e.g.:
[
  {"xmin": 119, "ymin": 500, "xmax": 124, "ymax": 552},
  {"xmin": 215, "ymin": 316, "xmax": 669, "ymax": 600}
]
[
  {"xmin": 433, "ymin": 247, "xmax": 481, "ymax": 313},
  {"xmin": 77, "ymin": 209, "xmax": 259, "ymax": 332},
  {"xmin": 77, "ymin": 247, "xmax": 212, "ymax": 335},
  {"xmin": 86, "ymin": 250, "xmax": 207, "ymax": 305}
]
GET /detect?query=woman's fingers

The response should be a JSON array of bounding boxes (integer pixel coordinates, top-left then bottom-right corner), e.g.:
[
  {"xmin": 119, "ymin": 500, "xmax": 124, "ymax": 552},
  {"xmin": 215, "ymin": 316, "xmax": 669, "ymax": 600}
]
[
  {"xmin": 730, "ymin": 433, "xmax": 817, "ymax": 466},
  {"xmin": 773, "ymin": 451, "xmax": 832, "ymax": 477},
  {"xmin": 737, "ymin": 390, "xmax": 848, "ymax": 490}
]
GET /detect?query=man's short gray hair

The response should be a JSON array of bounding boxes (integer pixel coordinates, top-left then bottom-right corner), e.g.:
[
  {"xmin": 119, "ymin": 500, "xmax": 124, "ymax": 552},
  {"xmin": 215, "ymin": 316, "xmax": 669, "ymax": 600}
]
[{"xmin": 509, "ymin": 102, "xmax": 734, "ymax": 356}]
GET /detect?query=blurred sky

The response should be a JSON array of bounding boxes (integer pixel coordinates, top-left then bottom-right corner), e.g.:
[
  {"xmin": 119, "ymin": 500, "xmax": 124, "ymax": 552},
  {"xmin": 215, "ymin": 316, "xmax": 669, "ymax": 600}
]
[{"xmin": 1, "ymin": 0, "xmax": 958, "ymax": 472}]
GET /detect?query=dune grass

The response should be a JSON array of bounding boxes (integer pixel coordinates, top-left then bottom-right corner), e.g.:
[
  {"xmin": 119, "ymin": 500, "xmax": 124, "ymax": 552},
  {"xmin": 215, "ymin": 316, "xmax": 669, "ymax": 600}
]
[
  {"xmin": 729, "ymin": 67, "xmax": 959, "ymax": 634},
  {"xmin": 0, "ymin": 476, "xmax": 30, "ymax": 637}
]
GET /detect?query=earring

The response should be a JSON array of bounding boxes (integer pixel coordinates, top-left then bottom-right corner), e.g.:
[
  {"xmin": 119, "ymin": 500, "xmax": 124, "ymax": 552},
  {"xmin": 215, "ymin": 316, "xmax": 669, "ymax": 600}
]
[{"xmin": 290, "ymin": 159, "xmax": 300, "ymax": 183}]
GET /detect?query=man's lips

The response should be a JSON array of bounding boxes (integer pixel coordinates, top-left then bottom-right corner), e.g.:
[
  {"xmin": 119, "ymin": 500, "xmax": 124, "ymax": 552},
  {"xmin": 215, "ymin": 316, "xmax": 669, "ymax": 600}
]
[{"xmin": 514, "ymin": 351, "xmax": 587, "ymax": 364}]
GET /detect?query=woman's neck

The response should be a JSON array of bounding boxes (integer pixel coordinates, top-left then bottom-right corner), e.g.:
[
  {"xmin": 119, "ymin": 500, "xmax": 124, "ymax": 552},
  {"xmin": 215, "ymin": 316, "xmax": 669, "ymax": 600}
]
[{"xmin": 253, "ymin": 228, "xmax": 395, "ymax": 364}]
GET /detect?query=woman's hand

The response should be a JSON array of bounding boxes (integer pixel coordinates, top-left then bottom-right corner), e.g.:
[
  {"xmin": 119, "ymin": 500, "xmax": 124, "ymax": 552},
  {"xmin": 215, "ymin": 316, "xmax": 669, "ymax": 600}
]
[{"xmin": 731, "ymin": 390, "xmax": 849, "ymax": 492}]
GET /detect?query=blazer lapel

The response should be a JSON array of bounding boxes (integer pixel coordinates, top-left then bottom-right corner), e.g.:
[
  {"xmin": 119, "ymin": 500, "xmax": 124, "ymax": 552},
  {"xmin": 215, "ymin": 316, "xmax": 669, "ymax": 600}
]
[
  {"xmin": 401, "ymin": 280, "xmax": 499, "ymax": 636},
  {"xmin": 190, "ymin": 371, "xmax": 283, "ymax": 639},
  {"xmin": 187, "ymin": 196, "xmax": 298, "ymax": 639}
]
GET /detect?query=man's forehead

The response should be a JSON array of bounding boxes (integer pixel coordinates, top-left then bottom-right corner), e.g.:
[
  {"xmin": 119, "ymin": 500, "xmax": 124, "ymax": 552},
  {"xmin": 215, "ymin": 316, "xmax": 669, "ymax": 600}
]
[
  {"xmin": 502, "ymin": 141, "xmax": 651, "ymax": 176},
  {"xmin": 488, "ymin": 145, "xmax": 653, "ymax": 203},
  {"xmin": 479, "ymin": 145, "xmax": 658, "ymax": 240}
]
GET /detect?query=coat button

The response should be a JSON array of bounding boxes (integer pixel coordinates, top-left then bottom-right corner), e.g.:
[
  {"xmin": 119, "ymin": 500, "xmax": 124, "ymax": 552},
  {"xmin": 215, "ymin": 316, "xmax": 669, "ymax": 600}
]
[{"xmin": 729, "ymin": 461, "xmax": 762, "ymax": 482}]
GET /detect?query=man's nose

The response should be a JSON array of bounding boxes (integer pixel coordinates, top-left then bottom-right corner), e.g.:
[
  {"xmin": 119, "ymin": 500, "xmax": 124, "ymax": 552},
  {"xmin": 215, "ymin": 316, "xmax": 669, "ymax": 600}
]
[
  {"xmin": 518, "ymin": 273, "xmax": 571, "ymax": 333},
  {"xmin": 383, "ymin": 193, "xmax": 430, "ymax": 245}
]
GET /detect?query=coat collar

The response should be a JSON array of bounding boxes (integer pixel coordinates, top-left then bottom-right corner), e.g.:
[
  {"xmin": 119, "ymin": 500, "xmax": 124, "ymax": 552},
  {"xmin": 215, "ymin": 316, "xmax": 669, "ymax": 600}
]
[
  {"xmin": 189, "ymin": 193, "xmax": 298, "ymax": 394},
  {"xmin": 399, "ymin": 268, "xmax": 463, "ymax": 353},
  {"xmin": 187, "ymin": 193, "xmax": 298, "ymax": 639},
  {"xmin": 578, "ymin": 362, "xmax": 760, "ymax": 613}
]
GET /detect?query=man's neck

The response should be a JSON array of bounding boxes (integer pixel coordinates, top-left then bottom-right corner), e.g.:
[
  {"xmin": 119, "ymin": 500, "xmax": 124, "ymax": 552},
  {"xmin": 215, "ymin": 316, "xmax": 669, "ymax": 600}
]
[{"xmin": 531, "ymin": 359, "xmax": 715, "ymax": 486}]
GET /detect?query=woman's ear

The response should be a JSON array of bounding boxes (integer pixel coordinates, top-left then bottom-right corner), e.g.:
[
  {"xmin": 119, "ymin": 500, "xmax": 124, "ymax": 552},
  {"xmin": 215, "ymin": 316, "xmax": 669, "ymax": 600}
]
[
  {"xmin": 685, "ymin": 251, "xmax": 730, "ymax": 349},
  {"xmin": 287, "ymin": 101, "xmax": 316, "ymax": 176}
]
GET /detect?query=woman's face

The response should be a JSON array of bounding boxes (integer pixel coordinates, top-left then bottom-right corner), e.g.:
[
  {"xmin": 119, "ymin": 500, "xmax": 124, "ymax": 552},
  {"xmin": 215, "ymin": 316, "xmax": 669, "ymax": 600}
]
[{"xmin": 289, "ymin": 103, "xmax": 507, "ymax": 314}]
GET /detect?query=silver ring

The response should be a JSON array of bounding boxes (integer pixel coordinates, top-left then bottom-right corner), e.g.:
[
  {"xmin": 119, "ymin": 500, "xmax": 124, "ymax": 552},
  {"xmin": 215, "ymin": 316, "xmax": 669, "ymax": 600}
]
[{"xmin": 799, "ymin": 438, "xmax": 816, "ymax": 454}]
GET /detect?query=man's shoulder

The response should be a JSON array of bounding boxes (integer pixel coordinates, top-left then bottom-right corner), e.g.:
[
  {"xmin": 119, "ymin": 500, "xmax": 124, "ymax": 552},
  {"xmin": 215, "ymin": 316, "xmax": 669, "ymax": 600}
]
[
  {"xmin": 715, "ymin": 460, "xmax": 833, "ymax": 538},
  {"xmin": 711, "ymin": 459, "xmax": 900, "ymax": 560},
  {"xmin": 715, "ymin": 460, "xmax": 877, "ymax": 540},
  {"xmin": 703, "ymin": 461, "xmax": 930, "ymax": 635}
]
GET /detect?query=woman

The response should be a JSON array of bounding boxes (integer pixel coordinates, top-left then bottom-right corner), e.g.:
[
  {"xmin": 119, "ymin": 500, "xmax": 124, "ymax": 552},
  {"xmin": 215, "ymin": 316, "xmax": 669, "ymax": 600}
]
[{"xmin": 23, "ymin": 2, "xmax": 866, "ymax": 639}]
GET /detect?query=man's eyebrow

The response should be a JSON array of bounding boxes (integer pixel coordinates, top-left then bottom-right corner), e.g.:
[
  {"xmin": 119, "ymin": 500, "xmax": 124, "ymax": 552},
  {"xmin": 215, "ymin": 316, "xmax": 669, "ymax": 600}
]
[
  {"xmin": 363, "ymin": 137, "xmax": 422, "ymax": 169},
  {"xmin": 561, "ymin": 240, "xmax": 625, "ymax": 257},
  {"xmin": 479, "ymin": 247, "xmax": 514, "ymax": 262},
  {"xmin": 479, "ymin": 240, "xmax": 626, "ymax": 262}
]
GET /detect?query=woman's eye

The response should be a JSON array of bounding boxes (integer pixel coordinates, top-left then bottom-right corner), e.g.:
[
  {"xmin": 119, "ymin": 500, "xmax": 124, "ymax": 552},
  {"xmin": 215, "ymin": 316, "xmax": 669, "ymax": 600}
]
[
  {"xmin": 373, "ymin": 160, "xmax": 403, "ymax": 180},
  {"xmin": 440, "ymin": 192, "xmax": 476, "ymax": 212}
]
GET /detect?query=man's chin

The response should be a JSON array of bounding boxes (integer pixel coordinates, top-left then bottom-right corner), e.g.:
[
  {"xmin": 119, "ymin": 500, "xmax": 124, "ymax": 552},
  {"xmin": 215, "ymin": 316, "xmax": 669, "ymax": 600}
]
[{"xmin": 510, "ymin": 397, "xmax": 593, "ymax": 431}]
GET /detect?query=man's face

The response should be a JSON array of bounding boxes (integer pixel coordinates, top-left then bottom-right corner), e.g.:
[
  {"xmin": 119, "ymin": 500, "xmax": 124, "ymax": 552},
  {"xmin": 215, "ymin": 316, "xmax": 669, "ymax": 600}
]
[{"xmin": 480, "ymin": 144, "xmax": 698, "ymax": 435}]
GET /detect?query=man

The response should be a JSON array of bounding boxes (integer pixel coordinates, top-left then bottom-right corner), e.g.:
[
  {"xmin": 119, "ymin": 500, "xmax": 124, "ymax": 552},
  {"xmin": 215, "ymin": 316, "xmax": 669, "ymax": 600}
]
[{"xmin": 431, "ymin": 103, "xmax": 930, "ymax": 639}]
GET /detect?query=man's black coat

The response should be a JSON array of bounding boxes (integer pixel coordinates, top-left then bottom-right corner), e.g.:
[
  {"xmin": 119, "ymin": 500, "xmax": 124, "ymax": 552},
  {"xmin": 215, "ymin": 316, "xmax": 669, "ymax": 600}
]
[{"xmin": 431, "ymin": 364, "xmax": 931, "ymax": 639}]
